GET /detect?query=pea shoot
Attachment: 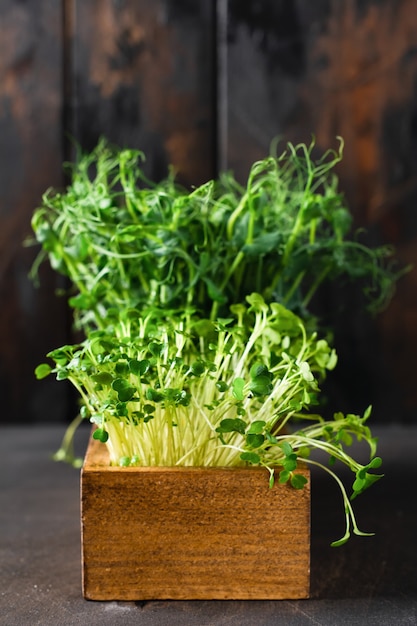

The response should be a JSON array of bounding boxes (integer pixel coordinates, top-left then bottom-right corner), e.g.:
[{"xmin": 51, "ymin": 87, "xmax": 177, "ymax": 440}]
[{"xmin": 30, "ymin": 137, "xmax": 406, "ymax": 332}]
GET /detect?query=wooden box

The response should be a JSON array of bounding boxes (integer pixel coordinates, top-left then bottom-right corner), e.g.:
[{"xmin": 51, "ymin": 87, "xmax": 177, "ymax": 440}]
[{"xmin": 81, "ymin": 437, "xmax": 310, "ymax": 600}]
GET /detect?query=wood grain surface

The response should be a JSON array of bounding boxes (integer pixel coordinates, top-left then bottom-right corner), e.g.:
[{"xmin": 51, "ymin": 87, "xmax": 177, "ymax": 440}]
[{"xmin": 81, "ymin": 437, "xmax": 311, "ymax": 600}]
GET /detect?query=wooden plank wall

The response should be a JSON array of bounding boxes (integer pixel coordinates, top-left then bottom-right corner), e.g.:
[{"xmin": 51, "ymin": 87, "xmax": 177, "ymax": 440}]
[
  {"xmin": 224, "ymin": 0, "xmax": 417, "ymax": 422},
  {"xmin": 0, "ymin": 0, "xmax": 69, "ymax": 423},
  {"xmin": 1, "ymin": 0, "xmax": 416, "ymax": 424}
]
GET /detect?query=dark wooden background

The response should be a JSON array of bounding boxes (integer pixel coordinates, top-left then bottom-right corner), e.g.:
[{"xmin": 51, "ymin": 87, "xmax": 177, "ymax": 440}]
[{"xmin": 1, "ymin": 0, "xmax": 417, "ymax": 425}]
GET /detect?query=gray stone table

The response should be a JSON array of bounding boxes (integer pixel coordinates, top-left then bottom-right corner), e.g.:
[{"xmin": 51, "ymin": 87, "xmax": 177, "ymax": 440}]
[{"xmin": 1, "ymin": 424, "xmax": 416, "ymax": 625}]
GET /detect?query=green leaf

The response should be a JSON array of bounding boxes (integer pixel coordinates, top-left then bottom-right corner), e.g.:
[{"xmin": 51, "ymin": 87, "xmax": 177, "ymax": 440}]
[
  {"xmin": 280, "ymin": 441, "xmax": 294, "ymax": 457},
  {"xmin": 193, "ymin": 319, "xmax": 215, "ymax": 337},
  {"xmin": 240, "ymin": 451, "xmax": 261, "ymax": 464},
  {"xmin": 352, "ymin": 456, "xmax": 383, "ymax": 498},
  {"xmin": 265, "ymin": 431, "xmax": 278, "ymax": 444},
  {"xmin": 129, "ymin": 359, "xmax": 150, "ymax": 376},
  {"xmin": 148, "ymin": 341, "xmax": 165, "ymax": 357},
  {"xmin": 352, "ymin": 476, "xmax": 366, "ymax": 491},
  {"xmin": 283, "ymin": 455, "xmax": 298, "ymax": 472},
  {"xmin": 291, "ymin": 473, "xmax": 308, "ymax": 489},
  {"xmin": 91, "ymin": 372, "xmax": 113, "ymax": 386},
  {"xmin": 68, "ymin": 293, "xmax": 92, "ymax": 310},
  {"xmin": 278, "ymin": 469, "xmax": 290, "ymax": 484},
  {"xmin": 111, "ymin": 378, "xmax": 136, "ymax": 402},
  {"xmin": 215, "ymin": 380, "xmax": 229, "ymax": 392},
  {"xmin": 190, "ymin": 361, "xmax": 206, "ymax": 376},
  {"xmin": 249, "ymin": 363, "xmax": 270, "ymax": 379},
  {"xmin": 246, "ymin": 292, "xmax": 268, "ymax": 311},
  {"xmin": 205, "ymin": 278, "xmax": 227, "ymax": 304},
  {"xmin": 115, "ymin": 402, "xmax": 128, "ymax": 417},
  {"xmin": 216, "ymin": 418, "xmax": 247, "ymax": 435},
  {"xmin": 125, "ymin": 307, "xmax": 141, "ymax": 320},
  {"xmin": 215, "ymin": 317, "xmax": 234, "ymax": 331},
  {"xmin": 35, "ymin": 363, "xmax": 52, "ymax": 380},
  {"xmin": 80, "ymin": 405, "xmax": 90, "ymax": 419},
  {"xmin": 335, "ymin": 427, "xmax": 353, "ymax": 446},
  {"xmin": 47, "ymin": 348, "xmax": 72, "ymax": 365},
  {"xmin": 115, "ymin": 361, "xmax": 129, "ymax": 376},
  {"xmin": 232, "ymin": 377, "xmax": 245, "ymax": 401},
  {"xmin": 247, "ymin": 420, "xmax": 266, "ymax": 434},
  {"xmin": 146, "ymin": 388, "xmax": 165, "ymax": 403},
  {"xmin": 299, "ymin": 361, "xmax": 314, "ymax": 382},
  {"xmin": 242, "ymin": 232, "xmax": 281, "ymax": 256},
  {"xmin": 269, "ymin": 303, "xmax": 301, "ymax": 334},
  {"xmin": 248, "ymin": 375, "xmax": 273, "ymax": 396},
  {"xmin": 56, "ymin": 369, "xmax": 69, "ymax": 381},
  {"xmin": 245, "ymin": 433, "xmax": 265, "ymax": 449},
  {"xmin": 368, "ymin": 456, "xmax": 383, "ymax": 469},
  {"xmin": 92, "ymin": 428, "xmax": 108, "ymax": 443},
  {"xmin": 112, "ymin": 378, "xmax": 129, "ymax": 392}
]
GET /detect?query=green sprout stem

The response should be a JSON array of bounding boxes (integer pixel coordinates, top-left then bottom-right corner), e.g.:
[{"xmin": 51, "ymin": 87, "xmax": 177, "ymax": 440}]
[{"xmin": 304, "ymin": 458, "xmax": 375, "ymax": 547}]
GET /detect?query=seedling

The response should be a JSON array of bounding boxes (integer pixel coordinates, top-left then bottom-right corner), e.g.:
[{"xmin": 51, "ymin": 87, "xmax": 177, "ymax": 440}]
[
  {"xmin": 30, "ymin": 137, "xmax": 405, "ymax": 332},
  {"xmin": 37, "ymin": 293, "xmax": 382, "ymax": 546},
  {"xmin": 31, "ymin": 138, "xmax": 404, "ymax": 546}
]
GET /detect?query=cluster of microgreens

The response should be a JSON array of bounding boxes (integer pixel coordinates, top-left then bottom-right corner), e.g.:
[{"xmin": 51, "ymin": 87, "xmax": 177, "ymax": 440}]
[
  {"xmin": 30, "ymin": 137, "xmax": 402, "ymax": 329},
  {"xmin": 31, "ymin": 137, "xmax": 402, "ymax": 546}
]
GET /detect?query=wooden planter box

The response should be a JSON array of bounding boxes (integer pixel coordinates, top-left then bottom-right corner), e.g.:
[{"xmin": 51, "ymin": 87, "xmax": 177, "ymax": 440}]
[{"xmin": 81, "ymin": 437, "xmax": 311, "ymax": 600}]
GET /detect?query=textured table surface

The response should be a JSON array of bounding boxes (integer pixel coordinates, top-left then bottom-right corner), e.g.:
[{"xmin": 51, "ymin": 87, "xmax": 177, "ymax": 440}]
[{"xmin": 1, "ymin": 424, "xmax": 416, "ymax": 625}]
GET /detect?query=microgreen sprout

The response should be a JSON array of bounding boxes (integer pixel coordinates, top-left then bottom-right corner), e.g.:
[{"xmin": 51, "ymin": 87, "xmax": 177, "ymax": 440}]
[
  {"xmin": 29, "ymin": 137, "xmax": 407, "ymax": 333},
  {"xmin": 37, "ymin": 294, "xmax": 383, "ymax": 545},
  {"xmin": 30, "ymin": 138, "xmax": 399, "ymax": 546}
]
